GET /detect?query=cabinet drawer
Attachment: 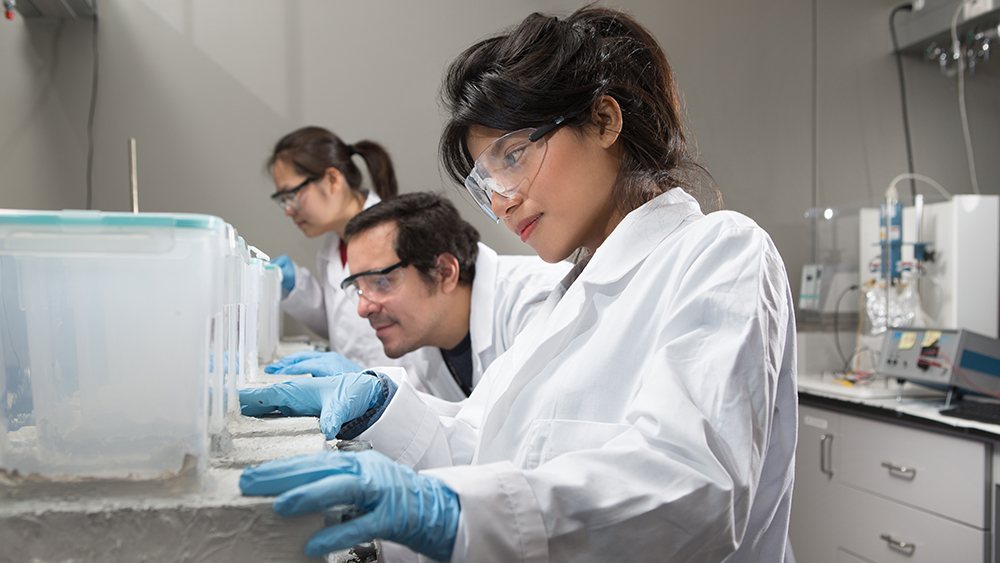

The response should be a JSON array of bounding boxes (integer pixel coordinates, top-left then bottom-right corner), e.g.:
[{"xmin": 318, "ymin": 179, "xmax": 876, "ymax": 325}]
[
  {"xmin": 837, "ymin": 549, "xmax": 868, "ymax": 563},
  {"xmin": 838, "ymin": 414, "xmax": 987, "ymax": 527},
  {"xmin": 837, "ymin": 485, "xmax": 987, "ymax": 563}
]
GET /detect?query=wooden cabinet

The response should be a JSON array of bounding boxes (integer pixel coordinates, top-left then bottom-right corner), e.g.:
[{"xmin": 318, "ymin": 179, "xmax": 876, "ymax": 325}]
[{"xmin": 791, "ymin": 402, "xmax": 993, "ymax": 563}]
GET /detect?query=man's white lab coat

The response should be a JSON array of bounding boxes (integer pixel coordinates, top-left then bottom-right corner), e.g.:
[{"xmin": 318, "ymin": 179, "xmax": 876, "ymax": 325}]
[
  {"xmin": 281, "ymin": 193, "xmax": 569, "ymax": 400},
  {"xmin": 389, "ymin": 244, "xmax": 572, "ymax": 402}
]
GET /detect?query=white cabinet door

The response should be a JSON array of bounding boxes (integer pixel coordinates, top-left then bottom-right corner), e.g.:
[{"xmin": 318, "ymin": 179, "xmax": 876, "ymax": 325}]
[
  {"xmin": 790, "ymin": 405, "xmax": 843, "ymax": 563},
  {"xmin": 836, "ymin": 549, "xmax": 870, "ymax": 563}
]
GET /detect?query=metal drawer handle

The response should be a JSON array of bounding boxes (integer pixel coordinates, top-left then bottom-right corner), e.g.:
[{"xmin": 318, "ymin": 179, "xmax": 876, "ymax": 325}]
[
  {"xmin": 820, "ymin": 434, "xmax": 834, "ymax": 478},
  {"xmin": 880, "ymin": 533, "xmax": 916, "ymax": 555},
  {"xmin": 881, "ymin": 462, "xmax": 917, "ymax": 479}
]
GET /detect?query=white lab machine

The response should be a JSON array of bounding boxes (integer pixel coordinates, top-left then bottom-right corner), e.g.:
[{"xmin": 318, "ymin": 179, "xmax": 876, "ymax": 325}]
[
  {"xmin": 858, "ymin": 194, "xmax": 999, "ymax": 339},
  {"xmin": 797, "ymin": 192, "xmax": 998, "ymax": 399}
]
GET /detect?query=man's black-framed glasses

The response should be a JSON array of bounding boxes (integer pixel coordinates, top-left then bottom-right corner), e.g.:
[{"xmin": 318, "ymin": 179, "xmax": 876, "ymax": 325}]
[{"xmin": 340, "ymin": 261, "xmax": 407, "ymax": 305}]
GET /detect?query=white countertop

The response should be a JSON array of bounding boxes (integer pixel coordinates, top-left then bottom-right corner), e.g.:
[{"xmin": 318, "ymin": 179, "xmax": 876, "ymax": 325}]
[{"xmin": 798, "ymin": 371, "xmax": 1000, "ymax": 437}]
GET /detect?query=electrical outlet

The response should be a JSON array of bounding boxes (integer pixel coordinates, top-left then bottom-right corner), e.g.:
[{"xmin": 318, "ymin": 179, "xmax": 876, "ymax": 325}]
[
  {"xmin": 799, "ymin": 265, "xmax": 823, "ymax": 311},
  {"xmin": 964, "ymin": 0, "xmax": 995, "ymax": 20}
]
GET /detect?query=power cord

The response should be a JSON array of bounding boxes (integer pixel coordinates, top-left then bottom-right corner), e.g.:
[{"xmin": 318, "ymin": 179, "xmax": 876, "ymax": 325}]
[
  {"xmin": 951, "ymin": 0, "xmax": 981, "ymax": 195},
  {"xmin": 834, "ymin": 283, "xmax": 860, "ymax": 372},
  {"xmin": 887, "ymin": 172, "xmax": 952, "ymax": 202},
  {"xmin": 85, "ymin": 0, "xmax": 99, "ymax": 209}
]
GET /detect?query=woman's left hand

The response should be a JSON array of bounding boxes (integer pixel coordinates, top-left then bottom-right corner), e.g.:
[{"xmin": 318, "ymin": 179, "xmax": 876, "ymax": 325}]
[{"xmin": 240, "ymin": 449, "xmax": 461, "ymax": 561}]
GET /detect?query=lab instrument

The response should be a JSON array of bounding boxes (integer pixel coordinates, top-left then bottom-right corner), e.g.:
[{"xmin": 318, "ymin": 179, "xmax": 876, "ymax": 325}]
[{"xmin": 878, "ymin": 327, "xmax": 1000, "ymax": 398}]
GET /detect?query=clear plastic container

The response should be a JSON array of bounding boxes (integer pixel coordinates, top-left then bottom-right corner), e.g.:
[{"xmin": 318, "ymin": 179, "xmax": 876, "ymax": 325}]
[
  {"xmin": 236, "ymin": 237, "xmax": 251, "ymax": 390},
  {"xmin": 221, "ymin": 227, "xmax": 244, "ymax": 422},
  {"xmin": 0, "ymin": 210, "xmax": 227, "ymax": 483},
  {"xmin": 257, "ymin": 263, "xmax": 281, "ymax": 367},
  {"xmin": 243, "ymin": 257, "xmax": 262, "ymax": 382}
]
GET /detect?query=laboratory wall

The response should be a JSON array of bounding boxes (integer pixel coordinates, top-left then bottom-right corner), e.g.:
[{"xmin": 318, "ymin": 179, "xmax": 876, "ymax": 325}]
[{"xmin": 0, "ymin": 0, "xmax": 996, "ymax": 338}]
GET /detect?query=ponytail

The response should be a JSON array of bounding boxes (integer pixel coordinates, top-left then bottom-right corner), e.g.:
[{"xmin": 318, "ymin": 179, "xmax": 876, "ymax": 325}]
[{"xmin": 352, "ymin": 140, "xmax": 399, "ymax": 200}]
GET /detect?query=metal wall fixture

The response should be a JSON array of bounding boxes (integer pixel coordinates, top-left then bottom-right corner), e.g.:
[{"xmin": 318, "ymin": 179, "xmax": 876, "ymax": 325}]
[{"xmin": 924, "ymin": 24, "xmax": 998, "ymax": 74}]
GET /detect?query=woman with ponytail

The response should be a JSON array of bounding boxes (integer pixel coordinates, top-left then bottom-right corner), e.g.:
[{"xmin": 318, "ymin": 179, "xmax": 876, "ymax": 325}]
[{"xmin": 266, "ymin": 126, "xmax": 403, "ymax": 368}]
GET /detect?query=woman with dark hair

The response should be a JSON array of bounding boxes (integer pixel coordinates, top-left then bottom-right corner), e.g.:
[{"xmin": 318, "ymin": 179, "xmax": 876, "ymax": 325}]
[
  {"xmin": 266, "ymin": 126, "xmax": 405, "ymax": 368},
  {"xmin": 242, "ymin": 8, "xmax": 797, "ymax": 562}
]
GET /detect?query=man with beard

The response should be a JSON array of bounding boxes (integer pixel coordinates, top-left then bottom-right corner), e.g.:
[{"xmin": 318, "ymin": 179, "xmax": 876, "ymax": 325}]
[{"xmin": 243, "ymin": 192, "xmax": 571, "ymax": 419}]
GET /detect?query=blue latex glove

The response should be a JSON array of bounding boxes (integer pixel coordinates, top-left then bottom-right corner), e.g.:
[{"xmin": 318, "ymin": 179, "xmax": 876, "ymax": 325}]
[
  {"xmin": 273, "ymin": 254, "xmax": 296, "ymax": 292},
  {"xmin": 265, "ymin": 351, "xmax": 363, "ymax": 377},
  {"xmin": 241, "ymin": 449, "xmax": 460, "ymax": 561},
  {"xmin": 239, "ymin": 373, "xmax": 383, "ymax": 439}
]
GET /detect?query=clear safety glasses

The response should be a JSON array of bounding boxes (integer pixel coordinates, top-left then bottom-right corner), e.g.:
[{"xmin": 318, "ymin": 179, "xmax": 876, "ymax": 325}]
[
  {"xmin": 340, "ymin": 261, "xmax": 407, "ymax": 305},
  {"xmin": 464, "ymin": 117, "xmax": 567, "ymax": 222},
  {"xmin": 270, "ymin": 177, "xmax": 313, "ymax": 211}
]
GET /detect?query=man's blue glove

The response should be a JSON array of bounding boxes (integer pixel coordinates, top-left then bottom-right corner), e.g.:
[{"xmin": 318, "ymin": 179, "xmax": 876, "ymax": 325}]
[
  {"xmin": 265, "ymin": 351, "xmax": 363, "ymax": 377},
  {"xmin": 273, "ymin": 254, "xmax": 296, "ymax": 292},
  {"xmin": 240, "ymin": 449, "xmax": 460, "ymax": 561},
  {"xmin": 239, "ymin": 373, "xmax": 383, "ymax": 439}
]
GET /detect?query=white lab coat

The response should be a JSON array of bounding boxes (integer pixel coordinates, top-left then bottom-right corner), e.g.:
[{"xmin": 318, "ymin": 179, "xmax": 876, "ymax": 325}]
[
  {"xmin": 383, "ymin": 243, "xmax": 572, "ymax": 402},
  {"xmin": 364, "ymin": 188, "xmax": 798, "ymax": 562}
]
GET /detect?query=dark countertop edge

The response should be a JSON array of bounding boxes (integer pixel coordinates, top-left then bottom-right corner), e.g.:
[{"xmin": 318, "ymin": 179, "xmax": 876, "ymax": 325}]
[{"xmin": 799, "ymin": 390, "xmax": 1000, "ymax": 444}]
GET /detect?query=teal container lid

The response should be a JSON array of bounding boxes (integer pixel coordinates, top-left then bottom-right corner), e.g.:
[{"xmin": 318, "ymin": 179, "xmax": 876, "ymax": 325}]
[{"xmin": 0, "ymin": 209, "xmax": 226, "ymax": 230}]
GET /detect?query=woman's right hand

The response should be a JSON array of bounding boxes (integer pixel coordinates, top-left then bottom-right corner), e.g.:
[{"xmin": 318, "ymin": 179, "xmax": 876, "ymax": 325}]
[{"xmin": 272, "ymin": 254, "xmax": 296, "ymax": 292}]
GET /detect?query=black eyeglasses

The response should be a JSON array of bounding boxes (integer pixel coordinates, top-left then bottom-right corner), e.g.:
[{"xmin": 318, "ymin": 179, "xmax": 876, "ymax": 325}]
[
  {"xmin": 270, "ymin": 177, "xmax": 313, "ymax": 211},
  {"xmin": 340, "ymin": 261, "xmax": 408, "ymax": 305}
]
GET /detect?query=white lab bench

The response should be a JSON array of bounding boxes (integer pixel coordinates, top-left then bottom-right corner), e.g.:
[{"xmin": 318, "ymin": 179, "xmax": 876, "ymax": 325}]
[
  {"xmin": 0, "ymin": 412, "xmax": 329, "ymax": 562},
  {"xmin": 792, "ymin": 372, "xmax": 1000, "ymax": 563},
  {"xmin": 0, "ymin": 347, "xmax": 332, "ymax": 563}
]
